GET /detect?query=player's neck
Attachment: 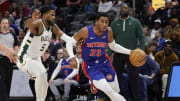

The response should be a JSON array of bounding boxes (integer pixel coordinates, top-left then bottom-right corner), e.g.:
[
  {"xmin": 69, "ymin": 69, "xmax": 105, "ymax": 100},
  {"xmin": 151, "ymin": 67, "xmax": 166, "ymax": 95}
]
[
  {"xmin": 94, "ymin": 26, "xmax": 104, "ymax": 36},
  {"xmin": 42, "ymin": 18, "xmax": 50, "ymax": 30}
]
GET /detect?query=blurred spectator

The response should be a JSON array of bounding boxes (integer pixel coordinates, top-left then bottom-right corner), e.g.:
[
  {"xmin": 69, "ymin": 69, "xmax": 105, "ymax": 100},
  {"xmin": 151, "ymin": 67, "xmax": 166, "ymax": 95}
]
[
  {"xmin": 145, "ymin": 42, "xmax": 158, "ymax": 60},
  {"xmin": 0, "ymin": 17, "xmax": 19, "ymax": 101},
  {"xmin": 168, "ymin": 7, "xmax": 180, "ymax": 24},
  {"xmin": 111, "ymin": 0, "xmax": 124, "ymax": 18},
  {"xmin": 83, "ymin": 0, "xmax": 94, "ymax": 13},
  {"xmin": 55, "ymin": 48, "xmax": 64, "ymax": 64},
  {"xmin": 18, "ymin": 28, "xmax": 25, "ymax": 44},
  {"xmin": 30, "ymin": 0, "xmax": 41, "ymax": 14},
  {"xmin": 49, "ymin": 48, "xmax": 79, "ymax": 101},
  {"xmin": 66, "ymin": 0, "xmax": 81, "ymax": 7},
  {"xmin": 44, "ymin": 0, "xmax": 56, "ymax": 10},
  {"xmin": 155, "ymin": 40, "xmax": 179, "ymax": 98},
  {"xmin": 165, "ymin": 18, "xmax": 180, "ymax": 40},
  {"xmin": 51, "ymin": 39, "xmax": 65, "ymax": 57},
  {"xmin": 143, "ymin": 6, "xmax": 158, "ymax": 29},
  {"xmin": 66, "ymin": 0, "xmax": 82, "ymax": 14},
  {"xmin": 149, "ymin": 19, "xmax": 162, "ymax": 40},
  {"xmin": 170, "ymin": 32, "xmax": 180, "ymax": 51},
  {"xmin": 9, "ymin": 18, "xmax": 19, "ymax": 36},
  {"xmin": 24, "ymin": 8, "xmax": 41, "ymax": 29},
  {"xmin": 156, "ymin": 0, "xmax": 173, "ymax": 27},
  {"xmin": 9, "ymin": 2, "xmax": 20, "ymax": 18},
  {"xmin": 143, "ymin": 25, "xmax": 151, "ymax": 46},
  {"xmin": 121, "ymin": 55, "xmax": 160, "ymax": 101},
  {"xmin": 53, "ymin": 0, "xmax": 67, "ymax": 8},
  {"xmin": 21, "ymin": 1, "xmax": 31, "ymax": 17},
  {"xmin": 98, "ymin": 0, "xmax": 113, "ymax": 13},
  {"xmin": 153, "ymin": 29, "xmax": 165, "ymax": 52},
  {"xmin": 56, "ymin": 15, "xmax": 68, "ymax": 34},
  {"xmin": 14, "ymin": 11, "xmax": 24, "ymax": 29}
]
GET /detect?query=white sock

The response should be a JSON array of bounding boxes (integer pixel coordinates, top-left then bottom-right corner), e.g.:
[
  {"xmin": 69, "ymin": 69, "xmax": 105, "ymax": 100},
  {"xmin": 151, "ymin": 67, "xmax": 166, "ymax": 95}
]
[
  {"xmin": 35, "ymin": 73, "xmax": 48, "ymax": 101},
  {"xmin": 93, "ymin": 79, "xmax": 126, "ymax": 101}
]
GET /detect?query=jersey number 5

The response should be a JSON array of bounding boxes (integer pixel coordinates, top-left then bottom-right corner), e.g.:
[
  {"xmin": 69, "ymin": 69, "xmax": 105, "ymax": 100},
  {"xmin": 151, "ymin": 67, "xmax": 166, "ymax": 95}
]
[
  {"xmin": 90, "ymin": 49, "xmax": 101, "ymax": 56},
  {"xmin": 40, "ymin": 44, "xmax": 46, "ymax": 51}
]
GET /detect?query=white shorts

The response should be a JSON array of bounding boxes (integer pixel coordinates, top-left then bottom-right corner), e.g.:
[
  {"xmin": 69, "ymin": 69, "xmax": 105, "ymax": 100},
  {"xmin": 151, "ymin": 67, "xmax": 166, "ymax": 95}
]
[{"xmin": 16, "ymin": 54, "xmax": 47, "ymax": 77}]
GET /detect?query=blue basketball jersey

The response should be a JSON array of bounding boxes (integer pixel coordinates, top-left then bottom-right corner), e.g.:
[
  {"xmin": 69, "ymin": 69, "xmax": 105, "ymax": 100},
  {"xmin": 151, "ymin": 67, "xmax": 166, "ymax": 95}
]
[
  {"xmin": 82, "ymin": 25, "xmax": 108, "ymax": 64},
  {"xmin": 61, "ymin": 58, "xmax": 73, "ymax": 79}
]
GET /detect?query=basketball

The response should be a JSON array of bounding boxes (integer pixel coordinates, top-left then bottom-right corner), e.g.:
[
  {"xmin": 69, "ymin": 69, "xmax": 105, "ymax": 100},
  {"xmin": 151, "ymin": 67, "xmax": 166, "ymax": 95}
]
[{"xmin": 129, "ymin": 49, "xmax": 147, "ymax": 67}]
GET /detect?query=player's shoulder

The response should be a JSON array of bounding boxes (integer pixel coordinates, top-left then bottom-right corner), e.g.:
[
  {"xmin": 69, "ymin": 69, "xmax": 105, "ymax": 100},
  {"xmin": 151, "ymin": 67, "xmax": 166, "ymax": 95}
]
[
  {"xmin": 78, "ymin": 27, "xmax": 88, "ymax": 34},
  {"xmin": 107, "ymin": 27, "xmax": 113, "ymax": 32},
  {"xmin": 30, "ymin": 19, "xmax": 43, "ymax": 30},
  {"xmin": 30, "ymin": 19, "xmax": 43, "ymax": 35}
]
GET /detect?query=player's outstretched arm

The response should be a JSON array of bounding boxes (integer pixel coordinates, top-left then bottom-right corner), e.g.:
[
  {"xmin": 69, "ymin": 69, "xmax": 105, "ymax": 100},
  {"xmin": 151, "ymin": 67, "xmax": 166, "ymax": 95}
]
[
  {"xmin": 0, "ymin": 42, "xmax": 18, "ymax": 63},
  {"xmin": 107, "ymin": 27, "xmax": 131, "ymax": 55},
  {"xmin": 53, "ymin": 24, "xmax": 72, "ymax": 42},
  {"xmin": 66, "ymin": 27, "xmax": 88, "ymax": 69}
]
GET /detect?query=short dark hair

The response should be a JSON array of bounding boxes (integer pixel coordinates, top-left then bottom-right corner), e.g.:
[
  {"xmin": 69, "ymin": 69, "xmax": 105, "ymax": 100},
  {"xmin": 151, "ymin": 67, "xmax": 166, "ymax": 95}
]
[
  {"xmin": 95, "ymin": 12, "xmax": 109, "ymax": 21},
  {"xmin": 40, "ymin": 5, "xmax": 54, "ymax": 16}
]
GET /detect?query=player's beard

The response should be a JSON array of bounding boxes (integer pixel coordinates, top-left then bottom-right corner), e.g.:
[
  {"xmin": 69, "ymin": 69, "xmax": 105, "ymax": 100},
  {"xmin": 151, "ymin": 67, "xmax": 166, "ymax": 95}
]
[{"xmin": 47, "ymin": 20, "xmax": 54, "ymax": 26}]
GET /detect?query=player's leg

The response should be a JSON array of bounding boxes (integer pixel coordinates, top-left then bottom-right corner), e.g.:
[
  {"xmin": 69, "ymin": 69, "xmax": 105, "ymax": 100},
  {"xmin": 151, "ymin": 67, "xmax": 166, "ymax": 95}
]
[
  {"xmin": 25, "ymin": 58, "xmax": 48, "ymax": 101},
  {"xmin": 93, "ymin": 79, "xmax": 126, "ymax": 101},
  {"xmin": 49, "ymin": 78, "xmax": 64, "ymax": 101},
  {"xmin": 84, "ymin": 64, "xmax": 126, "ymax": 101},
  {"xmin": 108, "ymin": 75, "xmax": 120, "ymax": 93}
]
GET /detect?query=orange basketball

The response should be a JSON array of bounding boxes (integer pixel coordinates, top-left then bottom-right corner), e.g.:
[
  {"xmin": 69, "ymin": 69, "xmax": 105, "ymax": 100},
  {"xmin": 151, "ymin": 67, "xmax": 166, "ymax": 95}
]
[{"xmin": 129, "ymin": 49, "xmax": 147, "ymax": 67}]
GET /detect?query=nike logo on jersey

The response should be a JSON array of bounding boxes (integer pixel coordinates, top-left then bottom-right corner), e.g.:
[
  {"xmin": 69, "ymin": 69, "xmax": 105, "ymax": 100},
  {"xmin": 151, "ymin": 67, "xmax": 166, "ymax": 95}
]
[
  {"xmin": 101, "ymin": 36, "xmax": 106, "ymax": 39},
  {"xmin": 90, "ymin": 37, "xmax": 96, "ymax": 39}
]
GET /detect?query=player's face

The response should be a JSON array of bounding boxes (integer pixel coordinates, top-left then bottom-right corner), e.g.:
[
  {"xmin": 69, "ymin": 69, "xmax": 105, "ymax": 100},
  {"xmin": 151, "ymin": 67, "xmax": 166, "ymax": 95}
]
[
  {"xmin": 96, "ymin": 16, "xmax": 109, "ymax": 32},
  {"xmin": 46, "ymin": 10, "xmax": 55, "ymax": 26}
]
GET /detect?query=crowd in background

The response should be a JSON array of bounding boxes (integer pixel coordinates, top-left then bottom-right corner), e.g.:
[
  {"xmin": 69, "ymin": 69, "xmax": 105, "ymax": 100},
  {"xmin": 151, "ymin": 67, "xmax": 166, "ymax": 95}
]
[{"xmin": 1, "ymin": 0, "xmax": 180, "ymax": 101}]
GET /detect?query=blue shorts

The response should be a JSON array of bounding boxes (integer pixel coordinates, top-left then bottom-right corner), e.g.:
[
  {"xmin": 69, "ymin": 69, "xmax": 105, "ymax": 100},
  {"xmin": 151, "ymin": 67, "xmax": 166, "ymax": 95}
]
[{"xmin": 82, "ymin": 59, "xmax": 115, "ymax": 82}]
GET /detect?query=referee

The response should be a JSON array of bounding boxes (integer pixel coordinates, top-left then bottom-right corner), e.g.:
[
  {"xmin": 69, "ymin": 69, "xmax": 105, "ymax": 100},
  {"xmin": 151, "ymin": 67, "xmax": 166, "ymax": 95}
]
[{"xmin": 0, "ymin": 18, "xmax": 19, "ymax": 101}]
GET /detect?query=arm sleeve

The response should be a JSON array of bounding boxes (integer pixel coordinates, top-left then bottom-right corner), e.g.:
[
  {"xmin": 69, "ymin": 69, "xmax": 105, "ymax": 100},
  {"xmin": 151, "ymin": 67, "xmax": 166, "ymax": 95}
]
[
  {"xmin": 66, "ymin": 37, "xmax": 77, "ymax": 58},
  {"xmin": 108, "ymin": 40, "xmax": 131, "ymax": 55},
  {"xmin": 66, "ymin": 58, "xmax": 80, "ymax": 79},
  {"xmin": 50, "ymin": 59, "xmax": 62, "ymax": 80},
  {"xmin": 60, "ymin": 33, "xmax": 72, "ymax": 42}
]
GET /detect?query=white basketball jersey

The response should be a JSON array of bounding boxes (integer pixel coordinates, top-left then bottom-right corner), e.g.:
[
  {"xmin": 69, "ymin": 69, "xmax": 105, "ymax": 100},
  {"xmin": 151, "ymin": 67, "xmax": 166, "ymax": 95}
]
[{"xmin": 18, "ymin": 19, "xmax": 52, "ymax": 60}]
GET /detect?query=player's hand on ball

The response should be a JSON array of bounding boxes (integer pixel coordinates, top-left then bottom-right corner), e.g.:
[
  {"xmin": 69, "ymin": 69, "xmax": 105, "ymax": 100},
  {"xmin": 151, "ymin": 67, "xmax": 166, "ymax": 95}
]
[{"xmin": 70, "ymin": 57, "xmax": 78, "ymax": 69}]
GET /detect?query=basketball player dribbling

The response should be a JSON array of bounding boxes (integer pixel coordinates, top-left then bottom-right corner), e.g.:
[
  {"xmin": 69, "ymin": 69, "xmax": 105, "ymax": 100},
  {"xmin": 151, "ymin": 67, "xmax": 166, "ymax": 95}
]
[
  {"xmin": 16, "ymin": 5, "xmax": 73, "ymax": 101},
  {"xmin": 67, "ymin": 13, "xmax": 134, "ymax": 101}
]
